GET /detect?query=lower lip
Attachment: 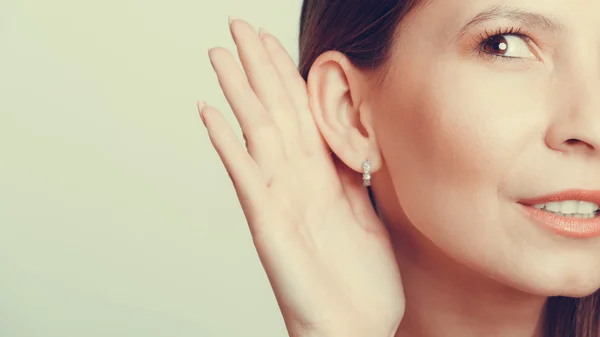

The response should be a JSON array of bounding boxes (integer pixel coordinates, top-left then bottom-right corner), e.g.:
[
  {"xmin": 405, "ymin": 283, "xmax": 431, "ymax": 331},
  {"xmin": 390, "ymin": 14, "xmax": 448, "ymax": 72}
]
[{"xmin": 518, "ymin": 204, "xmax": 600, "ymax": 238}]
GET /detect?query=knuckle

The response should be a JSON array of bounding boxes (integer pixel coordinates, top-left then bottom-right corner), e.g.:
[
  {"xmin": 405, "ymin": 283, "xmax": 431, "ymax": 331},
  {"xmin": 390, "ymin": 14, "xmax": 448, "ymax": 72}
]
[
  {"xmin": 274, "ymin": 92, "xmax": 293, "ymax": 111},
  {"xmin": 235, "ymin": 76, "xmax": 253, "ymax": 95},
  {"xmin": 251, "ymin": 117, "xmax": 280, "ymax": 141},
  {"xmin": 257, "ymin": 50, "xmax": 273, "ymax": 69}
]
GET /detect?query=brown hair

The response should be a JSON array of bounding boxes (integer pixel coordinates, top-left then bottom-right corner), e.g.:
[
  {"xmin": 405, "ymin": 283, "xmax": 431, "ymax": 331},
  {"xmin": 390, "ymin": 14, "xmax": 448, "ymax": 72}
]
[{"xmin": 297, "ymin": 1, "xmax": 600, "ymax": 336}]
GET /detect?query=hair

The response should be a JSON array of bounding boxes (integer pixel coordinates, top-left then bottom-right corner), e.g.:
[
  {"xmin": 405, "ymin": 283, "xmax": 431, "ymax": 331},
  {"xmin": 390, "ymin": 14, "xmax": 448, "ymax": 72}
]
[{"xmin": 297, "ymin": 1, "xmax": 600, "ymax": 336}]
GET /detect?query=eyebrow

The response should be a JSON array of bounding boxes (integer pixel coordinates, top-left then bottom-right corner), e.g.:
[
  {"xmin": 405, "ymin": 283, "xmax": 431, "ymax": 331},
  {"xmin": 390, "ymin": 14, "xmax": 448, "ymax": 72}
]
[{"xmin": 455, "ymin": 5, "xmax": 567, "ymax": 40}]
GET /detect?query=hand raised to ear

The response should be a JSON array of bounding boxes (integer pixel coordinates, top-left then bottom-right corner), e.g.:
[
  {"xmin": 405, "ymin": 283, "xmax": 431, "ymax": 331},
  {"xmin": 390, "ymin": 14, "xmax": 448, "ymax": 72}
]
[{"xmin": 199, "ymin": 17, "xmax": 405, "ymax": 337}]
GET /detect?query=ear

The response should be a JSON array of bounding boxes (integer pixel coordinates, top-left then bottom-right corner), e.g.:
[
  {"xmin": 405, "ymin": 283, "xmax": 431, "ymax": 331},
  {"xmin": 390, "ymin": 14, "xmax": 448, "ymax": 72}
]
[{"xmin": 306, "ymin": 51, "xmax": 382, "ymax": 174}]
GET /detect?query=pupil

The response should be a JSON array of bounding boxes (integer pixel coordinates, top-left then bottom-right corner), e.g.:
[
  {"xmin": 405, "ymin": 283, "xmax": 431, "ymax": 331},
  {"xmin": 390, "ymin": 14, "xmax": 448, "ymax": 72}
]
[{"xmin": 484, "ymin": 36, "xmax": 508, "ymax": 55}]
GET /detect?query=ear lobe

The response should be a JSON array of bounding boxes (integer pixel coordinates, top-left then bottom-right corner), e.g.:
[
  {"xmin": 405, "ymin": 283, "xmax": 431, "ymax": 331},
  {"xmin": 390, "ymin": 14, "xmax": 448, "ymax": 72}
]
[{"xmin": 306, "ymin": 51, "xmax": 382, "ymax": 174}]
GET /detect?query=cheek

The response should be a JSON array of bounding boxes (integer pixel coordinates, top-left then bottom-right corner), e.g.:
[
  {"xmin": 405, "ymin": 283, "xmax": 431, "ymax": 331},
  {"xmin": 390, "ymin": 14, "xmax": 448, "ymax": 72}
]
[
  {"xmin": 382, "ymin": 61, "xmax": 546, "ymax": 195},
  {"xmin": 375, "ymin": 61, "xmax": 547, "ymax": 245}
]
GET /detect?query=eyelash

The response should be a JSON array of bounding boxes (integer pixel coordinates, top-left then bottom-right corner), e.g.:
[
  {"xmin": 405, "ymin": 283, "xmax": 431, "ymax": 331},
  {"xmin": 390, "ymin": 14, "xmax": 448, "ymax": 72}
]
[{"xmin": 475, "ymin": 26, "xmax": 534, "ymax": 61}]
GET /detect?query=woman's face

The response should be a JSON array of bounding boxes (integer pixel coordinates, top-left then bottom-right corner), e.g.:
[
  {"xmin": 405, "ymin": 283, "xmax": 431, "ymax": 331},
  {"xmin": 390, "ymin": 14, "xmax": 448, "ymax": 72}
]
[{"xmin": 373, "ymin": 0, "xmax": 600, "ymax": 296}]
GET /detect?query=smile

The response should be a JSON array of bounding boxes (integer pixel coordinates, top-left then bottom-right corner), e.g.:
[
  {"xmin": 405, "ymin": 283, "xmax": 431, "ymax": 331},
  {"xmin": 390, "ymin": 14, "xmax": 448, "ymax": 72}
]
[
  {"xmin": 518, "ymin": 190, "xmax": 600, "ymax": 238},
  {"xmin": 532, "ymin": 201, "xmax": 599, "ymax": 219}
]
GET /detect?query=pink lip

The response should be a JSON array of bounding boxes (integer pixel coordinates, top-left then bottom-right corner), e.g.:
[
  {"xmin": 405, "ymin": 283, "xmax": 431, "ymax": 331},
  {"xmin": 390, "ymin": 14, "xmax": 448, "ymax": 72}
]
[
  {"xmin": 518, "ymin": 189, "xmax": 600, "ymax": 238},
  {"xmin": 519, "ymin": 189, "xmax": 600, "ymax": 206}
]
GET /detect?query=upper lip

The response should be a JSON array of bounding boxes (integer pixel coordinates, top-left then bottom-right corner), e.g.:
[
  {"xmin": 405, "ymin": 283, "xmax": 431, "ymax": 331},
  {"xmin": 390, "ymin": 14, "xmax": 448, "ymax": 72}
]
[{"xmin": 519, "ymin": 189, "xmax": 600, "ymax": 206}]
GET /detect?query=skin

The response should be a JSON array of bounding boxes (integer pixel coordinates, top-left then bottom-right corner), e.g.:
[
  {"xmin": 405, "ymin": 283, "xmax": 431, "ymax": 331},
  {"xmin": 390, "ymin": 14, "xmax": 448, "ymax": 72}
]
[
  {"xmin": 312, "ymin": 0, "xmax": 600, "ymax": 336},
  {"xmin": 200, "ymin": 1, "xmax": 600, "ymax": 337}
]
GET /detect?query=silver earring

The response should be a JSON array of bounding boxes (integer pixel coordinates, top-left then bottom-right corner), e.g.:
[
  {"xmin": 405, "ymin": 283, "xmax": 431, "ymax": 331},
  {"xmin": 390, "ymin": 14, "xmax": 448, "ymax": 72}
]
[{"xmin": 362, "ymin": 160, "xmax": 372, "ymax": 186}]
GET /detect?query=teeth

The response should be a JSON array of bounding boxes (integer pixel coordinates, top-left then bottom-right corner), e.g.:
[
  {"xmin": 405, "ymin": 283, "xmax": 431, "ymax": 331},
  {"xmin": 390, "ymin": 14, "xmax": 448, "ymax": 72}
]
[
  {"xmin": 545, "ymin": 202, "xmax": 562, "ymax": 212},
  {"xmin": 560, "ymin": 201, "xmax": 578, "ymax": 214},
  {"xmin": 533, "ymin": 200, "xmax": 600, "ymax": 216}
]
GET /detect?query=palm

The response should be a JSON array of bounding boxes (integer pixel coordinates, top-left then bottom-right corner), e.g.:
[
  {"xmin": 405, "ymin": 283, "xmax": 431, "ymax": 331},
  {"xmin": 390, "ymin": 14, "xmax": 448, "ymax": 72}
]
[
  {"xmin": 261, "ymin": 155, "xmax": 405, "ymax": 337},
  {"xmin": 200, "ymin": 19, "xmax": 404, "ymax": 337}
]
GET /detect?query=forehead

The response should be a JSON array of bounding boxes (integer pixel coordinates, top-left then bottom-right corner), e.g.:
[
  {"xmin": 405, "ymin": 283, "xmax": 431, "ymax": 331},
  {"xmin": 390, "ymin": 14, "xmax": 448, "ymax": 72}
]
[
  {"xmin": 408, "ymin": 0, "xmax": 597, "ymax": 33},
  {"xmin": 377, "ymin": 0, "xmax": 600, "ymax": 90}
]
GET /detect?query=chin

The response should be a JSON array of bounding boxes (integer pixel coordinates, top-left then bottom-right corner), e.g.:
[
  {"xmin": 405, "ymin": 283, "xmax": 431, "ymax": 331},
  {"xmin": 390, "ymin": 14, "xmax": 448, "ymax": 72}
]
[
  {"xmin": 532, "ymin": 282, "xmax": 600, "ymax": 298},
  {"xmin": 500, "ymin": 267, "xmax": 600, "ymax": 298},
  {"xmin": 544, "ymin": 283, "xmax": 600, "ymax": 298}
]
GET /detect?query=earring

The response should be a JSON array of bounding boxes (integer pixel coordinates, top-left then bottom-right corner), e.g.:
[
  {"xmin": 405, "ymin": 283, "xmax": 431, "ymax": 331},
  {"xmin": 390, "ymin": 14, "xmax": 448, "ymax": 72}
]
[{"xmin": 362, "ymin": 160, "xmax": 372, "ymax": 186}]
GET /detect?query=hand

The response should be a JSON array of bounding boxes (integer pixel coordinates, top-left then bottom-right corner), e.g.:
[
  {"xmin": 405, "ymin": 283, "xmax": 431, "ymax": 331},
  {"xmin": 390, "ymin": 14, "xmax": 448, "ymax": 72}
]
[{"xmin": 199, "ymin": 18, "xmax": 405, "ymax": 337}]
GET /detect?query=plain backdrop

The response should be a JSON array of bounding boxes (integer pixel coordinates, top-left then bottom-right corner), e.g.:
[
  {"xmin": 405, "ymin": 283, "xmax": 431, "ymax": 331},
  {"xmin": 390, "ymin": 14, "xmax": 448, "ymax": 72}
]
[{"xmin": 0, "ymin": 1, "xmax": 303, "ymax": 336}]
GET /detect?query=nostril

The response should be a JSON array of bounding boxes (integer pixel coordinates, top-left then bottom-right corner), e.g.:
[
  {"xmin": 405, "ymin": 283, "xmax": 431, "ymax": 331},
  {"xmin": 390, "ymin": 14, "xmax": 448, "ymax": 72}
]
[{"xmin": 564, "ymin": 138, "xmax": 595, "ymax": 151}]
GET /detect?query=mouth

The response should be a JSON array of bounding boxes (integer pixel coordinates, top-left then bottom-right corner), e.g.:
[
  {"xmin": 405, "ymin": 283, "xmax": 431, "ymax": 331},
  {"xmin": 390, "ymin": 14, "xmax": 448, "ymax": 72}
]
[
  {"xmin": 518, "ymin": 189, "xmax": 600, "ymax": 238},
  {"xmin": 525, "ymin": 202, "xmax": 600, "ymax": 218}
]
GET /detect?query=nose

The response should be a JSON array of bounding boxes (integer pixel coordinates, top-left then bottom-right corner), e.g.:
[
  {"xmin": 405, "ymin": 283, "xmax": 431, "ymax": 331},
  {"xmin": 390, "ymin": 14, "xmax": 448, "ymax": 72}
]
[{"xmin": 545, "ymin": 76, "xmax": 600, "ymax": 156}]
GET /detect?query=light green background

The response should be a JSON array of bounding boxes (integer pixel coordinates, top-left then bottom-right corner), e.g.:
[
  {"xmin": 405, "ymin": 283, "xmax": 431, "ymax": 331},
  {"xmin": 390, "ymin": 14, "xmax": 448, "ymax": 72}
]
[{"xmin": 0, "ymin": 1, "xmax": 302, "ymax": 336}]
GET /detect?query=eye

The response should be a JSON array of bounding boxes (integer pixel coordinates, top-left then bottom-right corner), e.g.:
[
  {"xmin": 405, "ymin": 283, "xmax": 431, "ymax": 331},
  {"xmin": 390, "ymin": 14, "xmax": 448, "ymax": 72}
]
[{"xmin": 481, "ymin": 34, "xmax": 535, "ymax": 59}]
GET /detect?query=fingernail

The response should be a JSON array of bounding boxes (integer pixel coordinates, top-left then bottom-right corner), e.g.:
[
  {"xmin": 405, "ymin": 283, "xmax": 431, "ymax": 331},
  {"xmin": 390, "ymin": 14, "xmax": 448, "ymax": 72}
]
[
  {"xmin": 197, "ymin": 100, "xmax": 206, "ymax": 124},
  {"xmin": 258, "ymin": 27, "xmax": 268, "ymax": 38},
  {"xmin": 228, "ymin": 15, "xmax": 238, "ymax": 25}
]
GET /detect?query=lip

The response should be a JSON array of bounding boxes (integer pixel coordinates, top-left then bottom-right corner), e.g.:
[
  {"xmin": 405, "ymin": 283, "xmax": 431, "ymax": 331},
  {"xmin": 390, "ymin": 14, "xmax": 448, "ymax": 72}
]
[
  {"xmin": 518, "ymin": 189, "xmax": 600, "ymax": 238},
  {"xmin": 518, "ymin": 189, "xmax": 600, "ymax": 206}
]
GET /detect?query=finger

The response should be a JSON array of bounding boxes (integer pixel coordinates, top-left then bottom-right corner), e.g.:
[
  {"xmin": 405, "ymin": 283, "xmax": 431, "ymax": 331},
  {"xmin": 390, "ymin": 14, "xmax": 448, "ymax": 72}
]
[
  {"xmin": 229, "ymin": 20, "xmax": 299, "ymax": 148},
  {"xmin": 208, "ymin": 47, "xmax": 284, "ymax": 179},
  {"xmin": 259, "ymin": 30, "xmax": 319, "ymax": 137},
  {"xmin": 199, "ymin": 101, "xmax": 269, "ymax": 225}
]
